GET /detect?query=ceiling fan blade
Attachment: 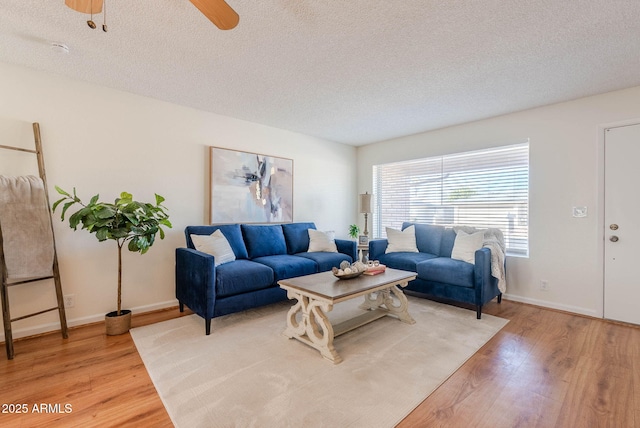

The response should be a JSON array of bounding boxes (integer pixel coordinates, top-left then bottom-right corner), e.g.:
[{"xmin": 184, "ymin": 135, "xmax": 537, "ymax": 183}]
[
  {"xmin": 65, "ymin": 0, "xmax": 103, "ymax": 14},
  {"xmin": 189, "ymin": 0, "xmax": 239, "ymax": 30}
]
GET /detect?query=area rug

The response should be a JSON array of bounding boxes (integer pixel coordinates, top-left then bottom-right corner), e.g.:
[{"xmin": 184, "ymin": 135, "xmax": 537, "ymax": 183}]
[{"xmin": 131, "ymin": 296, "xmax": 508, "ymax": 428}]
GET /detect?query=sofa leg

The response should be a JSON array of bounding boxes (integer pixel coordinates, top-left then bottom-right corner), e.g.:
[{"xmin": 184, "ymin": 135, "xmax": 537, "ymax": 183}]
[
  {"xmin": 476, "ymin": 306, "xmax": 482, "ymax": 319},
  {"xmin": 497, "ymin": 293, "xmax": 503, "ymax": 304},
  {"xmin": 205, "ymin": 317, "xmax": 211, "ymax": 335},
  {"xmin": 179, "ymin": 302, "xmax": 184, "ymax": 312}
]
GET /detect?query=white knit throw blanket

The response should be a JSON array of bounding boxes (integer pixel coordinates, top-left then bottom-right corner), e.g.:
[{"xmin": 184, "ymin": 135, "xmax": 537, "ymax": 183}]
[
  {"xmin": 453, "ymin": 225, "xmax": 507, "ymax": 293},
  {"xmin": 0, "ymin": 175, "xmax": 54, "ymax": 282}
]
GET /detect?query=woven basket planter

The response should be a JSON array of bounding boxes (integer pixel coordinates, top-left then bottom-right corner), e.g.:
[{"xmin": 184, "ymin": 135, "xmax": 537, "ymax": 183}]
[{"xmin": 105, "ymin": 310, "xmax": 132, "ymax": 335}]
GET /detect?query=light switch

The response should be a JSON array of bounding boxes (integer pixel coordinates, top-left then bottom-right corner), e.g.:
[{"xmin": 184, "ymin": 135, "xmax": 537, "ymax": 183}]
[{"xmin": 572, "ymin": 206, "xmax": 587, "ymax": 217}]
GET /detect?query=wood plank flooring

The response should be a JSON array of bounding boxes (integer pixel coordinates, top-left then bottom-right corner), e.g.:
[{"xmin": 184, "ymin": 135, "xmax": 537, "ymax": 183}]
[{"xmin": 1, "ymin": 299, "xmax": 638, "ymax": 427}]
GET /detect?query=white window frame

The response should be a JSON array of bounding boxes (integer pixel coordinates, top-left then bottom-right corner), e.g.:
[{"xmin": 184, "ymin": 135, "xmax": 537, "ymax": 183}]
[{"xmin": 372, "ymin": 142, "xmax": 529, "ymax": 256}]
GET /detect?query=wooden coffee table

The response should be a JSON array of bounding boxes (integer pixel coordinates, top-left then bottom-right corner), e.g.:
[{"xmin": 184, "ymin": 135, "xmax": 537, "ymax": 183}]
[{"xmin": 278, "ymin": 268, "xmax": 417, "ymax": 364}]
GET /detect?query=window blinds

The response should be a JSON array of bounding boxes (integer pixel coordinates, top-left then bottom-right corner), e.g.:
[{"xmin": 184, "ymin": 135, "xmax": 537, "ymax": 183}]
[{"xmin": 373, "ymin": 142, "xmax": 529, "ymax": 255}]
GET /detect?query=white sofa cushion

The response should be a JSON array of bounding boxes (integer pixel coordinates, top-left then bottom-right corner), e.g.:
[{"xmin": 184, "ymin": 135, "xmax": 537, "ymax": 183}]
[
  {"xmin": 451, "ymin": 230, "xmax": 484, "ymax": 264},
  {"xmin": 191, "ymin": 229, "xmax": 236, "ymax": 266},
  {"xmin": 385, "ymin": 225, "xmax": 419, "ymax": 253},
  {"xmin": 308, "ymin": 229, "xmax": 338, "ymax": 252}
]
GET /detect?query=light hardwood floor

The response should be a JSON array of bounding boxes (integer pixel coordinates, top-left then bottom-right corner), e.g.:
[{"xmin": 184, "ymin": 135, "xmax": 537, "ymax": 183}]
[{"xmin": 1, "ymin": 299, "xmax": 638, "ymax": 427}]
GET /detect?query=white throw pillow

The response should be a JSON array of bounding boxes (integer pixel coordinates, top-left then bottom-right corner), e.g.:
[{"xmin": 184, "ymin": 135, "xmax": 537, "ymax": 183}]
[
  {"xmin": 385, "ymin": 225, "xmax": 419, "ymax": 253},
  {"xmin": 191, "ymin": 230, "xmax": 236, "ymax": 266},
  {"xmin": 451, "ymin": 230, "xmax": 484, "ymax": 264},
  {"xmin": 308, "ymin": 229, "xmax": 338, "ymax": 252}
]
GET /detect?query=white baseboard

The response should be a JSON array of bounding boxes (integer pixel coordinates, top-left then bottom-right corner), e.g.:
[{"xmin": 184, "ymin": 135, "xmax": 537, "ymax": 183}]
[
  {"xmin": 2, "ymin": 295, "xmax": 602, "ymax": 343},
  {"xmin": 503, "ymin": 293, "xmax": 600, "ymax": 318},
  {"xmin": 0, "ymin": 299, "xmax": 179, "ymax": 343}
]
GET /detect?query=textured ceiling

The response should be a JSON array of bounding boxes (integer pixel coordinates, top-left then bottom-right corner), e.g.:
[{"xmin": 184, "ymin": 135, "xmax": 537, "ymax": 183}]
[{"xmin": 1, "ymin": 1, "xmax": 640, "ymax": 145}]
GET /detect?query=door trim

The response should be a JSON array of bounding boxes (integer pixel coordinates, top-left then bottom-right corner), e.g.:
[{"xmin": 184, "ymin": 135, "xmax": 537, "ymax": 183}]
[{"xmin": 598, "ymin": 119, "xmax": 640, "ymax": 319}]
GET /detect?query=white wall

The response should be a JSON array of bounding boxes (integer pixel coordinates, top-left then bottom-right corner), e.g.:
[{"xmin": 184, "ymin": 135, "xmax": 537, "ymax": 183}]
[
  {"xmin": 0, "ymin": 61, "xmax": 357, "ymax": 339},
  {"xmin": 358, "ymin": 86, "xmax": 640, "ymax": 317},
  {"xmin": 3, "ymin": 59, "xmax": 639, "ymax": 339}
]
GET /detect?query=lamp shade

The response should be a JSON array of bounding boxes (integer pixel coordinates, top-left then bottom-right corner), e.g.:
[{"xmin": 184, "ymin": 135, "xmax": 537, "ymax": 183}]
[{"xmin": 359, "ymin": 192, "xmax": 372, "ymax": 214}]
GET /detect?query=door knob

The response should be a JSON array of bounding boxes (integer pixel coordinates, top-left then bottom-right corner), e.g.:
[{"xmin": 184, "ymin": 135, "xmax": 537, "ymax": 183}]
[
  {"xmin": 610, "ymin": 224, "xmax": 619, "ymax": 230},
  {"xmin": 610, "ymin": 235, "xmax": 619, "ymax": 242}
]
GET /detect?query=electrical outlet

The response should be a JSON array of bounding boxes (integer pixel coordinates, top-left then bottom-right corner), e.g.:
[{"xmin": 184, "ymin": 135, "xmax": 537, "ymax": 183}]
[
  {"xmin": 540, "ymin": 280, "xmax": 549, "ymax": 291},
  {"xmin": 63, "ymin": 294, "xmax": 75, "ymax": 308}
]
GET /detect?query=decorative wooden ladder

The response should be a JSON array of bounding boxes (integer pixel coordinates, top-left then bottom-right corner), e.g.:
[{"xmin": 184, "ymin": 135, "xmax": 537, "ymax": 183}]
[{"xmin": 0, "ymin": 122, "xmax": 68, "ymax": 360}]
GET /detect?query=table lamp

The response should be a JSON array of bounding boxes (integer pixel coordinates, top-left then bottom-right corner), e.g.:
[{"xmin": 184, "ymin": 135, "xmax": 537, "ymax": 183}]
[{"xmin": 359, "ymin": 192, "xmax": 372, "ymax": 238}]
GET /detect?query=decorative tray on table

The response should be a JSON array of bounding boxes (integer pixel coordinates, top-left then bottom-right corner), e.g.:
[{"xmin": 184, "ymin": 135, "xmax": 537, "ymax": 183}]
[
  {"xmin": 333, "ymin": 270, "xmax": 363, "ymax": 280},
  {"xmin": 332, "ymin": 261, "xmax": 367, "ymax": 280}
]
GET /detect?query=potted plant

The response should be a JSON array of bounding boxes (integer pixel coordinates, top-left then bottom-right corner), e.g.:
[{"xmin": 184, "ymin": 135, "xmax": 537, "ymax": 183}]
[
  {"xmin": 53, "ymin": 187, "xmax": 172, "ymax": 335},
  {"xmin": 348, "ymin": 224, "xmax": 360, "ymax": 239}
]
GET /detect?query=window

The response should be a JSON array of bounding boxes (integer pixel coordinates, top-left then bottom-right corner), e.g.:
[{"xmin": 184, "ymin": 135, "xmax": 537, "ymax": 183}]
[{"xmin": 372, "ymin": 142, "xmax": 529, "ymax": 256}]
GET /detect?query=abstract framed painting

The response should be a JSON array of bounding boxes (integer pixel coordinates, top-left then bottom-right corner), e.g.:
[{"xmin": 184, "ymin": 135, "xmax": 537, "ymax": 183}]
[{"xmin": 209, "ymin": 147, "xmax": 293, "ymax": 223}]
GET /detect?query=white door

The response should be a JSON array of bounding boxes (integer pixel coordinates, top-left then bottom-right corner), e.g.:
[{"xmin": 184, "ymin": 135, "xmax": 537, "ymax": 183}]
[{"xmin": 604, "ymin": 123, "xmax": 640, "ymax": 325}]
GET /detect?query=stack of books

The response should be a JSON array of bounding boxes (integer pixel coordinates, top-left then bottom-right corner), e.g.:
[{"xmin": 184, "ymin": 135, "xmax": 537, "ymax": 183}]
[{"xmin": 363, "ymin": 264, "xmax": 386, "ymax": 275}]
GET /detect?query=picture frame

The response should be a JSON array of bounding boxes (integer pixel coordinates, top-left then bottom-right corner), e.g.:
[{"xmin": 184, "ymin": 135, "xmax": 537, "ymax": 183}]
[
  {"xmin": 358, "ymin": 235, "xmax": 369, "ymax": 245},
  {"xmin": 209, "ymin": 147, "xmax": 293, "ymax": 224}
]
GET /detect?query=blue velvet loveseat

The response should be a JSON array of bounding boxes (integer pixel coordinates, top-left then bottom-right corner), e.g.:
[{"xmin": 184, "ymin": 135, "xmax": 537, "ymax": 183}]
[
  {"xmin": 175, "ymin": 222, "xmax": 357, "ymax": 334},
  {"xmin": 369, "ymin": 222, "xmax": 503, "ymax": 319}
]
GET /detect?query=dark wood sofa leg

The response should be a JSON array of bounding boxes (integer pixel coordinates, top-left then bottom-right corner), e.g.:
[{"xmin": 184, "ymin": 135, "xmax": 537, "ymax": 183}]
[
  {"xmin": 476, "ymin": 305, "xmax": 482, "ymax": 319},
  {"xmin": 498, "ymin": 293, "xmax": 503, "ymax": 303},
  {"xmin": 179, "ymin": 302, "xmax": 184, "ymax": 312},
  {"xmin": 205, "ymin": 317, "xmax": 212, "ymax": 335}
]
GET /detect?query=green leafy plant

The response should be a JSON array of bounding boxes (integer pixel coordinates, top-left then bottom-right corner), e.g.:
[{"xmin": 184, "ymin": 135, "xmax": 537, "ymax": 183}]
[
  {"xmin": 52, "ymin": 187, "xmax": 172, "ymax": 315},
  {"xmin": 448, "ymin": 187, "xmax": 477, "ymax": 201},
  {"xmin": 348, "ymin": 224, "xmax": 360, "ymax": 239}
]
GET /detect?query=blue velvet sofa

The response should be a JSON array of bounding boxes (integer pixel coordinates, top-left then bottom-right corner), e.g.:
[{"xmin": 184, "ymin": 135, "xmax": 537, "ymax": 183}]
[
  {"xmin": 369, "ymin": 222, "xmax": 503, "ymax": 318},
  {"xmin": 175, "ymin": 222, "xmax": 357, "ymax": 334}
]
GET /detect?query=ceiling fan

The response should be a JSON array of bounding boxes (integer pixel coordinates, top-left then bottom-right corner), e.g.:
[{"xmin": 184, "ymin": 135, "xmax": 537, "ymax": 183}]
[{"xmin": 64, "ymin": 0, "xmax": 239, "ymax": 31}]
